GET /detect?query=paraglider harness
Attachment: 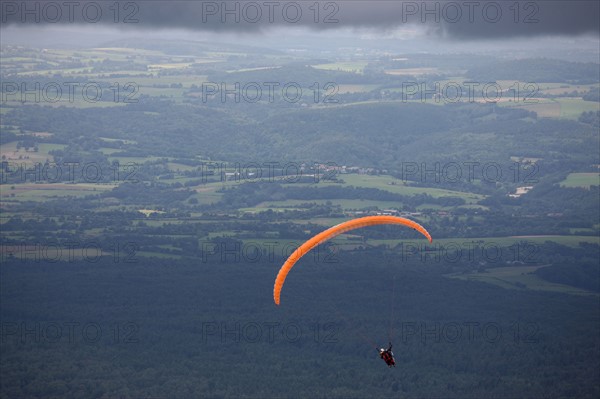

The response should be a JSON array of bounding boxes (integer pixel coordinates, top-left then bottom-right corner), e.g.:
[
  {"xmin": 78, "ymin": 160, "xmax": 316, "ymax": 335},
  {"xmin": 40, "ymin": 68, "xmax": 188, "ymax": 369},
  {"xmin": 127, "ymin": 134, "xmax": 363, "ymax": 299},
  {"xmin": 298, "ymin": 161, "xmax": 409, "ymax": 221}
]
[{"xmin": 378, "ymin": 343, "xmax": 395, "ymax": 367}]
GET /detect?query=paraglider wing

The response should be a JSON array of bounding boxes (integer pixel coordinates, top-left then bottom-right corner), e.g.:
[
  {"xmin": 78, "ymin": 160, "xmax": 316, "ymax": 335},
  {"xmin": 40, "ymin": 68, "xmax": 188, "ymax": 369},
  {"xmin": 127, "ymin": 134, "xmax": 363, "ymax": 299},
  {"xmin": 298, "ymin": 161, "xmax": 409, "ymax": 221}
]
[{"xmin": 273, "ymin": 215, "xmax": 432, "ymax": 305}]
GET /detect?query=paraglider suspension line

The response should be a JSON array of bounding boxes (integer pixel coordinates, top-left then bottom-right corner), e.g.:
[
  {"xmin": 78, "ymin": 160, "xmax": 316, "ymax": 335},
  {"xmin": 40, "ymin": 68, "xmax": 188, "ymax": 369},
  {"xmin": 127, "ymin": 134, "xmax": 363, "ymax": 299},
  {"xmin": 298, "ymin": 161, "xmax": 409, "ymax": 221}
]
[{"xmin": 388, "ymin": 275, "xmax": 396, "ymax": 344}]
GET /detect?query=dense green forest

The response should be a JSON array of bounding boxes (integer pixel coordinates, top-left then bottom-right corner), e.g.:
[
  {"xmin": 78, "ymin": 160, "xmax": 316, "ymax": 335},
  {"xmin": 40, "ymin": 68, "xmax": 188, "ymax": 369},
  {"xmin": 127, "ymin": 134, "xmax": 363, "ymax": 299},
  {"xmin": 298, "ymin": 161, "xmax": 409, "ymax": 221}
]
[{"xmin": 1, "ymin": 254, "xmax": 599, "ymax": 398}]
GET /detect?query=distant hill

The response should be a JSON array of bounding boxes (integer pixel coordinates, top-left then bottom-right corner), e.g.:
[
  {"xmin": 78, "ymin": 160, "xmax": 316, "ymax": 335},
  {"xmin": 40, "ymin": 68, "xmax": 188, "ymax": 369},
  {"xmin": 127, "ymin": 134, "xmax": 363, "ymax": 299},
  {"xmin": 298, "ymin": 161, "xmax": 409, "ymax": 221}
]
[
  {"xmin": 467, "ymin": 58, "xmax": 600, "ymax": 84},
  {"xmin": 5, "ymin": 100, "xmax": 597, "ymax": 172}
]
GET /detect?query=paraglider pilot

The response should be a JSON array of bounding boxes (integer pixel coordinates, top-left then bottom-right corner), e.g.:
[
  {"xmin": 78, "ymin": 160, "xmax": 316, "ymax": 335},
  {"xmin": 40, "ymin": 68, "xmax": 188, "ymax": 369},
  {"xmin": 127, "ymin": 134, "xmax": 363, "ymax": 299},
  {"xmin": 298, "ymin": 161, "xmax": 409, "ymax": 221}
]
[{"xmin": 378, "ymin": 343, "xmax": 395, "ymax": 367}]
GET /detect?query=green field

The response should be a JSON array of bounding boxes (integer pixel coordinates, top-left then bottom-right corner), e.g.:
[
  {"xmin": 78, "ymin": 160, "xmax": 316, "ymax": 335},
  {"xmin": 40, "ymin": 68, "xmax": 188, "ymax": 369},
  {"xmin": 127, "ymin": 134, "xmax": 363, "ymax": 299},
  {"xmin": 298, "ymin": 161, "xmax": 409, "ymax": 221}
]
[
  {"xmin": 502, "ymin": 97, "xmax": 599, "ymax": 119},
  {"xmin": 555, "ymin": 98, "xmax": 600, "ymax": 119},
  {"xmin": 337, "ymin": 174, "xmax": 485, "ymax": 203},
  {"xmin": 384, "ymin": 67, "xmax": 440, "ymax": 76},
  {"xmin": 166, "ymin": 162, "xmax": 198, "ymax": 172},
  {"xmin": 0, "ymin": 143, "xmax": 65, "ymax": 165},
  {"xmin": 447, "ymin": 265, "xmax": 598, "ymax": 296},
  {"xmin": 187, "ymin": 185, "xmax": 223, "ymax": 205},
  {"xmin": 183, "ymin": 173, "xmax": 487, "ymax": 209},
  {"xmin": 560, "ymin": 172, "xmax": 600, "ymax": 188},
  {"xmin": 312, "ymin": 61, "xmax": 369, "ymax": 73},
  {"xmin": 0, "ymin": 183, "xmax": 116, "ymax": 201}
]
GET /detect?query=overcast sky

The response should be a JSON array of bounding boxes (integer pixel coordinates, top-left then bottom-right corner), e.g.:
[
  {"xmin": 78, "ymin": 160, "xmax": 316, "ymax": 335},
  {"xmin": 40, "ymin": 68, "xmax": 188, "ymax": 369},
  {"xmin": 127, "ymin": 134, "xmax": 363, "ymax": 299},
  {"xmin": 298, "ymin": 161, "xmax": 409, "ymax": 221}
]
[
  {"xmin": 1, "ymin": 1, "xmax": 599, "ymax": 59},
  {"xmin": 1, "ymin": 1, "xmax": 598, "ymax": 37}
]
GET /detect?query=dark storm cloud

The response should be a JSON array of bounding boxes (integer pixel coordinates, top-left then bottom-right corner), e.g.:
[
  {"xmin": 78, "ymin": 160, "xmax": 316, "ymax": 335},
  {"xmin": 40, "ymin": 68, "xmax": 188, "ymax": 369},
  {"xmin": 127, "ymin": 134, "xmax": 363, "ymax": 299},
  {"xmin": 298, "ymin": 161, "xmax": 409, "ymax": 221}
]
[{"xmin": 1, "ymin": 1, "xmax": 598, "ymax": 39}]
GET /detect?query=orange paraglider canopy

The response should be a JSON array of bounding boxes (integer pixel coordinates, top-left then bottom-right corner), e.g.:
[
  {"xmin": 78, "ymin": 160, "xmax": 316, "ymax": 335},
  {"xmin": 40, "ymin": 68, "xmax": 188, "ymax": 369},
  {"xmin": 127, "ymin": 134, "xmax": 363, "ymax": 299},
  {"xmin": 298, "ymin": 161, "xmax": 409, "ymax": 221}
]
[{"xmin": 273, "ymin": 215, "xmax": 432, "ymax": 305}]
